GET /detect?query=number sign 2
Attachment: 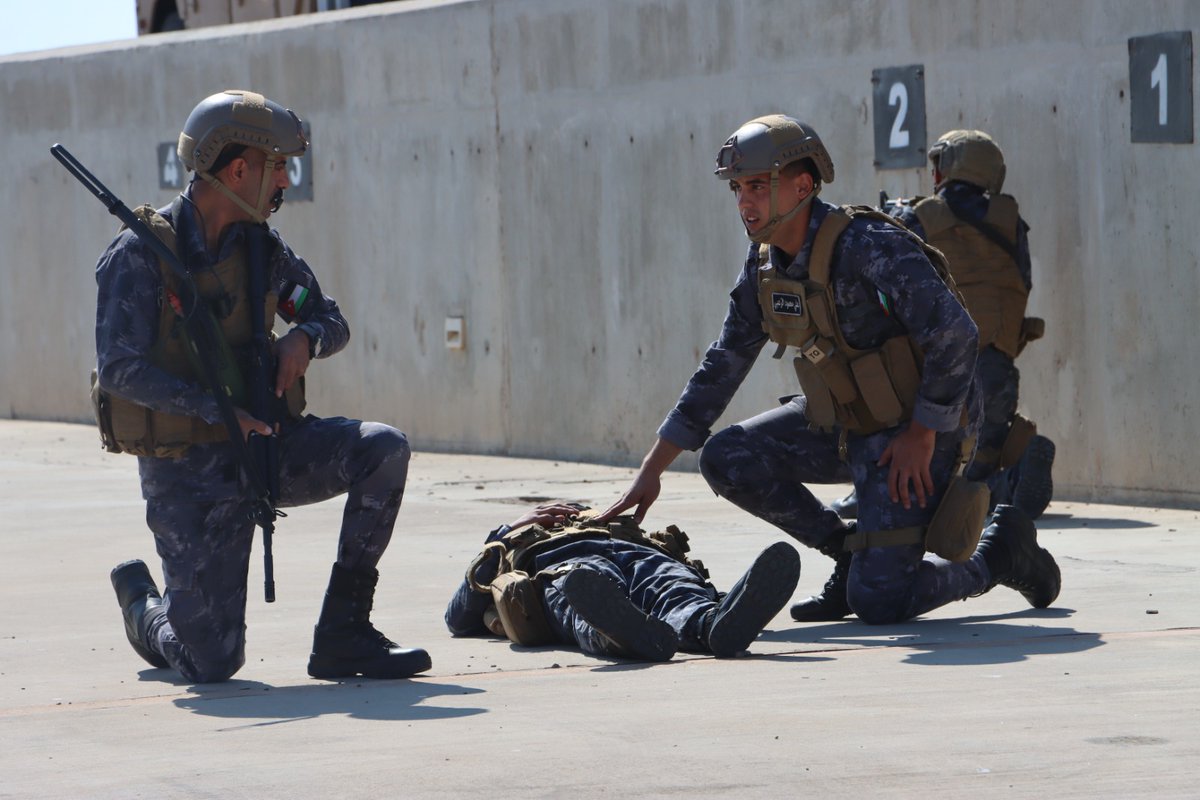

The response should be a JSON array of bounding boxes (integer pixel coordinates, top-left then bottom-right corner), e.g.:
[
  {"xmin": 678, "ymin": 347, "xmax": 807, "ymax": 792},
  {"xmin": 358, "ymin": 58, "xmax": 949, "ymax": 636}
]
[
  {"xmin": 872, "ymin": 65, "xmax": 927, "ymax": 169},
  {"xmin": 1129, "ymin": 31, "xmax": 1193, "ymax": 143}
]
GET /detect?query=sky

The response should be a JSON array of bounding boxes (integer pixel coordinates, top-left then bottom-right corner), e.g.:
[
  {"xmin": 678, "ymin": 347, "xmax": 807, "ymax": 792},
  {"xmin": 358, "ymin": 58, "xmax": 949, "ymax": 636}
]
[{"xmin": 0, "ymin": 0, "xmax": 137, "ymax": 58}]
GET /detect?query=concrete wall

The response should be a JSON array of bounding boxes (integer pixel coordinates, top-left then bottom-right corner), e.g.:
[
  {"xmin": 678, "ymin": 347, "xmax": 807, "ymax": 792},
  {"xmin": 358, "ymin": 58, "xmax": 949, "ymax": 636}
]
[{"xmin": 2, "ymin": 0, "xmax": 1197, "ymax": 506}]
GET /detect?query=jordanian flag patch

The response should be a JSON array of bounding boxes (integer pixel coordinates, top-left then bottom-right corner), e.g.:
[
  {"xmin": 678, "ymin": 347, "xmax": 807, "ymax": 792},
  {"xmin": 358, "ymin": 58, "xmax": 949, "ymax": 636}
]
[{"xmin": 279, "ymin": 283, "xmax": 309, "ymax": 319}]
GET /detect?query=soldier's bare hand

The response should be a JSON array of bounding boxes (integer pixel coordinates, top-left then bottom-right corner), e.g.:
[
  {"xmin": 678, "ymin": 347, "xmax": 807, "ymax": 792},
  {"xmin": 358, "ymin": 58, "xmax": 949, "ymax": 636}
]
[
  {"xmin": 509, "ymin": 503, "xmax": 581, "ymax": 530},
  {"xmin": 596, "ymin": 472, "xmax": 661, "ymax": 525},
  {"xmin": 274, "ymin": 328, "xmax": 311, "ymax": 397},
  {"xmin": 878, "ymin": 421, "xmax": 936, "ymax": 509},
  {"xmin": 235, "ymin": 408, "xmax": 272, "ymax": 440}
]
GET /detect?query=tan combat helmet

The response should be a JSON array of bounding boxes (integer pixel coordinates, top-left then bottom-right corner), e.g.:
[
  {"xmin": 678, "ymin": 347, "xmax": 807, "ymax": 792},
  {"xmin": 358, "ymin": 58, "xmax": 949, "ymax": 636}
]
[
  {"xmin": 714, "ymin": 114, "xmax": 835, "ymax": 244},
  {"xmin": 177, "ymin": 89, "xmax": 308, "ymax": 223},
  {"xmin": 928, "ymin": 129, "xmax": 1006, "ymax": 194}
]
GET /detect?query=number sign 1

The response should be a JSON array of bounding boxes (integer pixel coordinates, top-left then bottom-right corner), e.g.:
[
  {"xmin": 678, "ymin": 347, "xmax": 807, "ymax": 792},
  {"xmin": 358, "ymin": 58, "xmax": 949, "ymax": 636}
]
[
  {"xmin": 1129, "ymin": 31, "xmax": 1193, "ymax": 143},
  {"xmin": 872, "ymin": 65, "xmax": 927, "ymax": 169}
]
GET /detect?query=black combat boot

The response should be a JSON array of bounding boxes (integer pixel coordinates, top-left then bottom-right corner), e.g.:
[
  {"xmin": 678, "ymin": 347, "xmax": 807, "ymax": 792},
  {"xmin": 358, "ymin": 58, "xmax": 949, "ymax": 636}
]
[
  {"xmin": 789, "ymin": 524, "xmax": 854, "ymax": 622},
  {"xmin": 307, "ymin": 563, "xmax": 432, "ymax": 680},
  {"xmin": 706, "ymin": 541, "xmax": 801, "ymax": 657},
  {"xmin": 976, "ymin": 504, "xmax": 1061, "ymax": 608},
  {"xmin": 110, "ymin": 559, "xmax": 169, "ymax": 669},
  {"xmin": 560, "ymin": 568, "xmax": 679, "ymax": 662},
  {"xmin": 830, "ymin": 491, "xmax": 858, "ymax": 520},
  {"xmin": 1012, "ymin": 435, "xmax": 1056, "ymax": 520}
]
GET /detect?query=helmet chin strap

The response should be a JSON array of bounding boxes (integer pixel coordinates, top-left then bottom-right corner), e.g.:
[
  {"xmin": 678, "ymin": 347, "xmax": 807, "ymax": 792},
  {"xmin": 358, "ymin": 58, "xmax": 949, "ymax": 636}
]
[
  {"xmin": 197, "ymin": 154, "xmax": 283, "ymax": 225},
  {"xmin": 745, "ymin": 169, "xmax": 822, "ymax": 244}
]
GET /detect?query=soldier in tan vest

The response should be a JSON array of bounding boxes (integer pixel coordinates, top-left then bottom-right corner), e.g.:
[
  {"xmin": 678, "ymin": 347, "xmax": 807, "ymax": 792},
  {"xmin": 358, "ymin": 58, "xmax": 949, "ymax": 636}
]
[
  {"xmin": 596, "ymin": 115, "xmax": 1059, "ymax": 626},
  {"xmin": 99, "ymin": 90, "xmax": 430, "ymax": 683},
  {"xmin": 841, "ymin": 131, "xmax": 1054, "ymax": 522}
]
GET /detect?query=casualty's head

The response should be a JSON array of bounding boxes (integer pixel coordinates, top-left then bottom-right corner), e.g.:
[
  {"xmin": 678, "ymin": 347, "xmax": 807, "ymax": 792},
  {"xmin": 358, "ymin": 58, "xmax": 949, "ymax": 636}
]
[
  {"xmin": 927, "ymin": 129, "xmax": 1006, "ymax": 193},
  {"xmin": 713, "ymin": 114, "xmax": 835, "ymax": 244},
  {"xmin": 177, "ymin": 90, "xmax": 308, "ymax": 223}
]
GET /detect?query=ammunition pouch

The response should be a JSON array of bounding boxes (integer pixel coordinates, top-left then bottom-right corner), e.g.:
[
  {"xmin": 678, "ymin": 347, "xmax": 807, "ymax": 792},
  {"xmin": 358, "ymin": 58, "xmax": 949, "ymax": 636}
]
[
  {"xmin": 999, "ymin": 414, "xmax": 1038, "ymax": 471},
  {"xmin": 842, "ymin": 478, "xmax": 988, "ymax": 563},
  {"xmin": 488, "ymin": 570, "xmax": 556, "ymax": 647},
  {"xmin": 924, "ymin": 476, "xmax": 989, "ymax": 562},
  {"xmin": 1016, "ymin": 316, "xmax": 1044, "ymax": 357}
]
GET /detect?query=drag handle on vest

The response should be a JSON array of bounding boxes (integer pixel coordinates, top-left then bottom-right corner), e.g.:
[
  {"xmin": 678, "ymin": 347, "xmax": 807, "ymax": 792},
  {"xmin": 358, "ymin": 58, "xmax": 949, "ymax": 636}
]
[
  {"xmin": 244, "ymin": 223, "xmax": 281, "ymax": 603},
  {"xmin": 53, "ymin": 143, "xmax": 280, "ymax": 589}
]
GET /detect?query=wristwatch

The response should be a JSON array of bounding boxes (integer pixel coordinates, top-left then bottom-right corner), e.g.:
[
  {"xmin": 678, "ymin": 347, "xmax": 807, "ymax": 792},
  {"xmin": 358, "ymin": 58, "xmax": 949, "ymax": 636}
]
[{"xmin": 296, "ymin": 322, "xmax": 323, "ymax": 359}]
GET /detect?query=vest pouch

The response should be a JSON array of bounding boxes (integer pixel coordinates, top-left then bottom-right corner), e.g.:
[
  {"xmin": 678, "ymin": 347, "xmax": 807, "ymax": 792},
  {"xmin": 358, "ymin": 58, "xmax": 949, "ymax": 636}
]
[
  {"xmin": 793, "ymin": 356, "xmax": 838, "ymax": 429},
  {"xmin": 925, "ymin": 476, "xmax": 989, "ymax": 562},
  {"xmin": 90, "ymin": 369, "xmax": 123, "ymax": 454},
  {"xmin": 758, "ymin": 277, "xmax": 817, "ymax": 349},
  {"xmin": 490, "ymin": 570, "xmax": 555, "ymax": 646},
  {"xmin": 999, "ymin": 414, "xmax": 1037, "ymax": 470},
  {"xmin": 849, "ymin": 351, "xmax": 904, "ymax": 428}
]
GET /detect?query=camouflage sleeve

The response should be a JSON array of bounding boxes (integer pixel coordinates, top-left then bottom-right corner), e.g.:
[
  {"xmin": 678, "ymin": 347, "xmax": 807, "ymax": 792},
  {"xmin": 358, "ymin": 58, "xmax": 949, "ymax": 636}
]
[
  {"xmin": 890, "ymin": 203, "xmax": 927, "ymax": 240},
  {"xmin": 854, "ymin": 226, "xmax": 978, "ymax": 432},
  {"xmin": 271, "ymin": 234, "xmax": 350, "ymax": 358},
  {"xmin": 657, "ymin": 252, "xmax": 767, "ymax": 451},
  {"xmin": 94, "ymin": 231, "xmax": 224, "ymax": 424}
]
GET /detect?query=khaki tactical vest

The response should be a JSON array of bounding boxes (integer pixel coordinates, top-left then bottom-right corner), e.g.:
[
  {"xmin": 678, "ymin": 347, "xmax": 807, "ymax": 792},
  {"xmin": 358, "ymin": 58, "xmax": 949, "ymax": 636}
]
[
  {"xmin": 913, "ymin": 195, "xmax": 1029, "ymax": 358},
  {"xmin": 757, "ymin": 205, "xmax": 960, "ymax": 436},
  {"xmin": 92, "ymin": 205, "xmax": 304, "ymax": 458},
  {"xmin": 466, "ymin": 514, "xmax": 708, "ymax": 646}
]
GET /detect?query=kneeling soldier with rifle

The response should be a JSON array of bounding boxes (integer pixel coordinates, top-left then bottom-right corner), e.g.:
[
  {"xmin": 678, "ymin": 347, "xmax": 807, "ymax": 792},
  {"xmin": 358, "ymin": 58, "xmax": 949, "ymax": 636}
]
[
  {"xmin": 72, "ymin": 89, "xmax": 429, "ymax": 683},
  {"xmin": 445, "ymin": 504, "xmax": 801, "ymax": 661}
]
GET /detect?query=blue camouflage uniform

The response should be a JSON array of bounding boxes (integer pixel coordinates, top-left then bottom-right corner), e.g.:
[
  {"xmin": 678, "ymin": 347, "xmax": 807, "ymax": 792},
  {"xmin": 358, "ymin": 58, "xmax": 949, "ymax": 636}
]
[
  {"xmin": 96, "ymin": 187, "xmax": 411, "ymax": 683},
  {"xmin": 445, "ymin": 526, "xmax": 720, "ymax": 654},
  {"xmin": 661, "ymin": 197, "xmax": 990, "ymax": 624},
  {"xmin": 890, "ymin": 182, "xmax": 1033, "ymax": 505}
]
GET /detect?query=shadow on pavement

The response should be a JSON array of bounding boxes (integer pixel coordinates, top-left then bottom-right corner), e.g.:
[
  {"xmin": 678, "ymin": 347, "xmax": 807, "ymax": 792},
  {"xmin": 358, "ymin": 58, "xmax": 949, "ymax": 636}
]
[
  {"xmin": 172, "ymin": 679, "xmax": 487, "ymax": 724},
  {"xmin": 759, "ymin": 607, "xmax": 1104, "ymax": 666},
  {"xmin": 1039, "ymin": 513, "xmax": 1157, "ymax": 530}
]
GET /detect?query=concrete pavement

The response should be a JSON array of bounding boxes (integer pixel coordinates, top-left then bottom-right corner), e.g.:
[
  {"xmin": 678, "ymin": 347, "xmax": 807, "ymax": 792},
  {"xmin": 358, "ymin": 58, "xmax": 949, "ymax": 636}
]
[{"xmin": 1, "ymin": 420, "xmax": 1196, "ymax": 799}]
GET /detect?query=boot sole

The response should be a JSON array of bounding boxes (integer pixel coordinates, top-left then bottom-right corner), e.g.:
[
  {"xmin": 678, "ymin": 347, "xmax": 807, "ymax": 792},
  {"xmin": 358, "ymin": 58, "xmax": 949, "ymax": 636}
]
[
  {"xmin": 709, "ymin": 542, "xmax": 801, "ymax": 657},
  {"xmin": 307, "ymin": 649, "xmax": 432, "ymax": 680},
  {"xmin": 560, "ymin": 569, "xmax": 678, "ymax": 662}
]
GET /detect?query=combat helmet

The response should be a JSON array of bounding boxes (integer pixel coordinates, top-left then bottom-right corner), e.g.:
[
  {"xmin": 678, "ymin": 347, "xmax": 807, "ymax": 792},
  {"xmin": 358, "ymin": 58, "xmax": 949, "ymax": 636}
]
[
  {"xmin": 928, "ymin": 129, "xmax": 1005, "ymax": 194},
  {"xmin": 714, "ymin": 114, "xmax": 835, "ymax": 244},
  {"xmin": 177, "ymin": 90, "xmax": 308, "ymax": 222}
]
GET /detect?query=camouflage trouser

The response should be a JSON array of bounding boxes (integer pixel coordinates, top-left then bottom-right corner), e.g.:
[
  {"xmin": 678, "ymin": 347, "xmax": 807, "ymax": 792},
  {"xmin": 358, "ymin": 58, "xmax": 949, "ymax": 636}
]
[
  {"xmin": 964, "ymin": 346, "xmax": 1020, "ymax": 500},
  {"xmin": 539, "ymin": 541, "xmax": 718, "ymax": 655},
  {"xmin": 697, "ymin": 396, "xmax": 990, "ymax": 624},
  {"xmin": 144, "ymin": 416, "xmax": 410, "ymax": 682}
]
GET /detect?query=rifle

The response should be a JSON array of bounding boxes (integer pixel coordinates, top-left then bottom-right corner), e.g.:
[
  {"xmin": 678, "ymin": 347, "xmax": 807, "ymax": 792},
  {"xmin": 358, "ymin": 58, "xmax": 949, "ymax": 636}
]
[{"xmin": 53, "ymin": 143, "xmax": 282, "ymax": 602}]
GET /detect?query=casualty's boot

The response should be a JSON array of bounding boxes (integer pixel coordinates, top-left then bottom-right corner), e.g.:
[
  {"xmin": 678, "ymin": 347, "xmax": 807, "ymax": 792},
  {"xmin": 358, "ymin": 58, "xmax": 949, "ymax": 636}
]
[
  {"xmin": 706, "ymin": 541, "xmax": 801, "ymax": 657},
  {"xmin": 830, "ymin": 490, "xmax": 859, "ymax": 520},
  {"xmin": 110, "ymin": 559, "xmax": 169, "ymax": 669},
  {"xmin": 307, "ymin": 563, "xmax": 432, "ymax": 680},
  {"xmin": 790, "ymin": 524, "xmax": 854, "ymax": 622},
  {"xmin": 1012, "ymin": 435, "xmax": 1056, "ymax": 520},
  {"xmin": 560, "ymin": 568, "xmax": 678, "ymax": 662},
  {"xmin": 976, "ymin": 504, "xmax": 1061, "ymax": 608}
]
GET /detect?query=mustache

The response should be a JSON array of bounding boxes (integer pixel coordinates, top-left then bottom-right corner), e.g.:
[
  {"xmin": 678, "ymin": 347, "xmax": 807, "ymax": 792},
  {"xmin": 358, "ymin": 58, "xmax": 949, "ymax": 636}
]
[{"xmin": 269, "ymin": 188, "xmax": 285, "ymax": 213}]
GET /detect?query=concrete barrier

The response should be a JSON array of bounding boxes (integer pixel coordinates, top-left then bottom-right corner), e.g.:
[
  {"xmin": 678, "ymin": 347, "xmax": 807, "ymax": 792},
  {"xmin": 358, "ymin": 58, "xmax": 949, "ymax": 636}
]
[{"xmin": 2, "ymin": 0, "xmax": 1197, "ymax": 506}]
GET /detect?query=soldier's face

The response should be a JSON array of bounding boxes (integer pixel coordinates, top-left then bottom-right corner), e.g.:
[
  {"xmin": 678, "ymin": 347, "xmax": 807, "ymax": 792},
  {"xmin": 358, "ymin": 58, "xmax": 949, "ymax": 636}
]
[
  {"xmin": 729, "ymin": 171, "xmax": 809, "ymax": 234},
  {"xmin": 229, "ymin": 151, "xmax": 291, "ymax": 218}
]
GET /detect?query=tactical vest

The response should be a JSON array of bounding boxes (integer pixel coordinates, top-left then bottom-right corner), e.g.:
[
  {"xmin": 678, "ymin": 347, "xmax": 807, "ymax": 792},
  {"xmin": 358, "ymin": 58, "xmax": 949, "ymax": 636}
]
[
  {"xmin": 466, "ymin": 515, "xmax": 708, "ymax": 645},
  {"xmin": 757, "ymin": 205, "xmax": 960, "ymax": 436},
  {"xmin": 913, "ymin": 194, "xmax": 1028, "ymax": 358},
  {"xmin": 92, "ymin": 205, "xmax": 304, "ymax": 458}
]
